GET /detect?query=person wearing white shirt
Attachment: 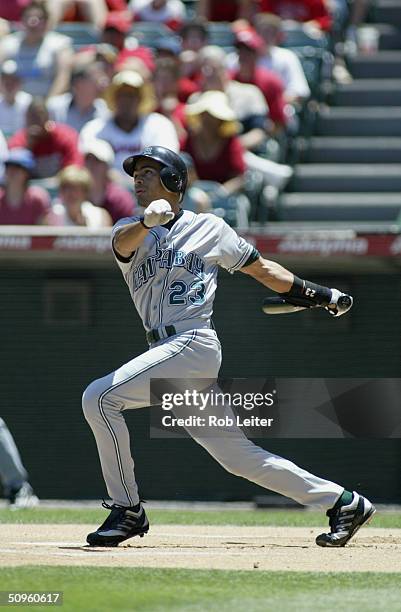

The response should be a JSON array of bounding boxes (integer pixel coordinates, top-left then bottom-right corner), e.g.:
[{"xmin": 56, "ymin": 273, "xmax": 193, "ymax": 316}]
[
  {"xmin": 0, "ymin": 61, "xmax": 32, "ymax": 138},
  {"xmin": 47, "ymin": 63, "xmax": 110, "ymax": 133},
  {"xmin": 0, "ymin": 1, "xmax": 73, "ymax": 99},
  {"xmin": 80, "ymin": 71, "xmax": 179, "ymax": 179},
  {"xmin": 255, "ymin": 13, "xmax": 310, "ymax": 104},
  {"xmin": 129, "ymin": 0, "xmax": 186, "ymax": 27}
]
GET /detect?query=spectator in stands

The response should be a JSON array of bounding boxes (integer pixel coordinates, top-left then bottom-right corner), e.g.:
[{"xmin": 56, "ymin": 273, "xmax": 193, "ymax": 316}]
[
  {"xmin": 198, "ymin": 46, "xmax": 269, "ymax": 150},
  {"xmin": 0, "ymin": 0, "xmax": 73, "ymax": 99},
  {"xmin": 47, "ymin": 63, "xmax": 110, "ymax": 133},
  {"xmin": 180, "ymin": 18, "xmax": 208, "ymax": 53},
  {"xmin": 46, "ymin": 165, "xmax": 112, "ymax": 227},
  {"xmin": 82, "ymin": 138, "xmax": 136, "ymax": 222},
  {"xmin": 177, "ymin": 20, "xmax": 208, "ymax": 102},
  {"xmin": 129, "ymin": 0, "xmax": 185, "ymax": 31},
  {"xmin": 0, "ymin": 130, "xmax": 8, "ymax": 182},
  {"xmin": 258, "ymin": 1, "xmax": 332, "ymax": 32},
  {"xmin": 153, "ymin": 37, "xmax": 182, "ymax": 60},
  {"xmin": 231, "ymin": 27, "xmax": 287, "ymax": 129},
  {"xmin": 80, "ymin": 70, "xmax": 179, "ymax": 178},
  {"xmin": 153, "ymin": 57, "xmax": 187, "ymax": 146},
  {"xmin": 74, "ymin": 43, "xmax": 118, "ymax": 83},
  {"xmin": 196, "ymin": 45, "xmax": 293, "ymax": 189},
  {"xmin": 100, "ymin": 11, "xmax": 155, "ymax": 75},
  {"xmin": 101, "ymin": 11, "xmax": 133, "ymax": 51},
  {"xmin": 9, "ymin": 98, "xmax": 83, "ymax": 179},
  {"xmin": 255, "ymin": 13, "xmax": 311, "ymax": 104},
  {"xmin": 0, "ymin": 148, "xmax": 50, "ymax": 225},
  {"xmin": 0, "ymin": 61, "xmax": 32, "ymax": 138},
  {"xmin": 197, "ymin": 0, "xmax": 254, "ymax": 22},
  {"xmin": 184, "ymin": 91, "xmax": 246, "ymax": 194},
  {"xmin": 180, "ymin": 151, "xmax": 212, "ymax": 213},
  {"xmin": 48, "ymin": 0, "xmax": 108, "ymax": 30}
]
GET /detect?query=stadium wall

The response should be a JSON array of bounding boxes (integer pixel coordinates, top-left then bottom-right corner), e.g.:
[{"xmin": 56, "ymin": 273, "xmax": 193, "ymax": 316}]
[{"xmin": 0, "ymin": 241, "xmax": 400, "ymax": 503}]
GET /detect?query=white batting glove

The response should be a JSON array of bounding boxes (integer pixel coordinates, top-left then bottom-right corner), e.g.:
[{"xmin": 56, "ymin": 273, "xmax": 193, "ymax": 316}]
[
  {"xmin": 325, "ymin": 289, "xmax": 353, "ymax": 317},
  {"xmin": 143, "ymin": 199, "xmax": 175, "ymax": 228}
]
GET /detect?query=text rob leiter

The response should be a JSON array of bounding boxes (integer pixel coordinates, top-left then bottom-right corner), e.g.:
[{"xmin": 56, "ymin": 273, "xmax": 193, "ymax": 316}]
[{"xmin": 162, "ymin": 415, "xmax": 274, "ymax": 428}]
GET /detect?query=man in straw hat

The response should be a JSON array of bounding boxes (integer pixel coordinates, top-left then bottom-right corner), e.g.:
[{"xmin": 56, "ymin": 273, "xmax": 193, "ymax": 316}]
[
  {"xmin": 82, "ymin": 144, "xmax": 375, "ymax": 550},
  {"xmin": 80, "ymin": 70, "xmax": 179, "ymax": 178}
]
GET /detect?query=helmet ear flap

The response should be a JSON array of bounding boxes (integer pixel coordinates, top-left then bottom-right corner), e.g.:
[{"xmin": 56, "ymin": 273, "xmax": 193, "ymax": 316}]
[{"xmin": 159, "ymin": 166, "xmax": 182, "ymax": 193}]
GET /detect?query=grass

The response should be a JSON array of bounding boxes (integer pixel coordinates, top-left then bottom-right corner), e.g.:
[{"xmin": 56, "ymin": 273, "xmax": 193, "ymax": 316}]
[
  {"xmin": 0, "ymin": 507, "xmax": 400, "ymax": 528},
  {"xmin": 0, "ymin": 567, "xmax": 400, "ymax": 612},
  {"xmin": 0, "ymin": 508, "xmax": 400, "ymax": 611}
]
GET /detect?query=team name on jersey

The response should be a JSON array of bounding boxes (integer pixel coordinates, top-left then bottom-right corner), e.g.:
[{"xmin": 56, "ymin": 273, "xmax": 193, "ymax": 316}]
[{"xmin": 133, "ymin": 248, "xmax": 205, "ymax": 291}]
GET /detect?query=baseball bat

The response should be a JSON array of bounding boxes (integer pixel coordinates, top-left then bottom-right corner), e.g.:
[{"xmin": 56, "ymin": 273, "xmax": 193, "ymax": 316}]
[{"xmin": 262, "ymin": 295, "xmax": 353, "ymax": 315}]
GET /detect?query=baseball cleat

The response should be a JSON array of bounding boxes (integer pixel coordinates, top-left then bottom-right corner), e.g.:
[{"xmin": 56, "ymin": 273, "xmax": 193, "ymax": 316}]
[
  {"xmin": 86, "ymin": 501, "xmax": 149, "ymax": 547},
  {"xmin": 316, "ymin": 491, "xmax": 375, "ymax": 547},
  {"xmin": 8, "ymin": 482, "xmax": 39, "ymax": 510}
]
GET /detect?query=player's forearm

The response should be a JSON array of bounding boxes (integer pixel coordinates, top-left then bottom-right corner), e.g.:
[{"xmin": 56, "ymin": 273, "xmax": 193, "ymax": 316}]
[
  {"xmin": 113, "ymin": 222, "xmax": 149, "ymax": 258},
  {"xmin": 242, "ymin": 256, "xmax": 294, "ymax": 293},
  {"xmin": 244, "ymin": 256, "xmax": 334, "ymax": 305}
]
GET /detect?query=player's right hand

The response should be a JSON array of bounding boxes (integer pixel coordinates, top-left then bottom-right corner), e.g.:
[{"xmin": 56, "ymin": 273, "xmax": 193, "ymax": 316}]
[{"xmin": 143, "ymin": 199, "xmax": 175, "ymax": 228}]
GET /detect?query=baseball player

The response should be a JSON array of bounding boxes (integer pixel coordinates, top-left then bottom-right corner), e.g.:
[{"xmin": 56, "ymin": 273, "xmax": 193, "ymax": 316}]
[
  {"xmin": 83, "ymin": 146, "xmax": 375, "ymax": 548},
  {"xmin": 0, "ymin": 418, "xmax": 39, "ymax": 509}
]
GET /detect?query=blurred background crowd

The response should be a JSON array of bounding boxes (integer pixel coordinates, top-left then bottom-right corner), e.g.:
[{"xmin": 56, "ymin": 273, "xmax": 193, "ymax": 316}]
[{"xmin": 0, "ymin": 0, "xmax": 372, "ymax": 228}]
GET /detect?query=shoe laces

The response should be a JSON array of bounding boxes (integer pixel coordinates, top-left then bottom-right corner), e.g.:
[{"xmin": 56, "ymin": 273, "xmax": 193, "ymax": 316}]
[
  {"xmin": 101, "ymin": 499, "xmax": 145, "ymax": 511},
  {"xmin": 326, "ymin": 505, "xmax": 355, "ymax": 534}
]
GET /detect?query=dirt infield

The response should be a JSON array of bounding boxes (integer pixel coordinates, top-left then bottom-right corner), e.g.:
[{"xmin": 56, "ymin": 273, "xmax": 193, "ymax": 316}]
[{"xmin": 0, "ymin": 524, "xmax": 400, "ymax": 572}]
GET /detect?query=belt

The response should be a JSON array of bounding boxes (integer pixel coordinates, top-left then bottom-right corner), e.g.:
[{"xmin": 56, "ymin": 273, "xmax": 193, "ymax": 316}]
[{"xmin": 146, "ymin": 318, "xmax": 212, "ymax": 345}]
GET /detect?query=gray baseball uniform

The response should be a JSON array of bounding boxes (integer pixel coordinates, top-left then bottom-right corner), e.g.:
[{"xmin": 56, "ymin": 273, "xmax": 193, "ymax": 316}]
[
  {"xmin": 0, "ymin": 418, "xmax": 28, "ymax": 493},
  {"xmin": 82, "ymin": 210, "xmax": 343, "ymax": 509}
]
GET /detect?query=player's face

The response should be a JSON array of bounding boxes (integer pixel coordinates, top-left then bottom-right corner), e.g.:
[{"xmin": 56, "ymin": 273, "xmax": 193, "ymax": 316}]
[{"xmin": 133, "ymin": 158, "xmax": 169, "ymax": 207}]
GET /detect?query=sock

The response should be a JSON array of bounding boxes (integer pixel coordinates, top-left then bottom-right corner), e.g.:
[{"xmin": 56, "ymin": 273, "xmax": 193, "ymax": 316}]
[{"xmin": 332, "ymin": 489, "xmax": 354, "ymax": 510}]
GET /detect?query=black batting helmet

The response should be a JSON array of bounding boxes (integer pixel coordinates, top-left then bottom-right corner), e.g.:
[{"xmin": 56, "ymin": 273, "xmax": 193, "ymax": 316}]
[{"xmin": 123, "ymin": 146, "xmax": 188, "ymax": 201}]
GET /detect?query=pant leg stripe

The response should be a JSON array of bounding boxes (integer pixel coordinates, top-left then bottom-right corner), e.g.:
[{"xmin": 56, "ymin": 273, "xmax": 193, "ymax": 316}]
[{"xmin": 98, "ymin": 331, "xmax": 197, "ymax": 506}]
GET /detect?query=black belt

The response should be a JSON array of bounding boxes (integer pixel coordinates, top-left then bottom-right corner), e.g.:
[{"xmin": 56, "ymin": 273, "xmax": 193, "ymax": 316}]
[{"xmin": 146, "ymin": 325, "xmax": 177, "ymax": 345}]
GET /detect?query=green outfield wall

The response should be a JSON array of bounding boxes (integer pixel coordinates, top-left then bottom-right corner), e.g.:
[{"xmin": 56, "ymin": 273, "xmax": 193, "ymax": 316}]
[{"xmin": 1, "ymin": 252, "xmax": 400, "ymax": 503}]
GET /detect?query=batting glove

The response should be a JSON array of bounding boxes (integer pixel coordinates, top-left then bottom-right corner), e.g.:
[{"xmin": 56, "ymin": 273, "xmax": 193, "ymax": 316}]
[
  {"xmin": 143, "ymin": 199, "xmax": 175, "ymax": 228},
  {"xmin": 325, "ymin": 289, "xmax": 353, "ymax": 317}
]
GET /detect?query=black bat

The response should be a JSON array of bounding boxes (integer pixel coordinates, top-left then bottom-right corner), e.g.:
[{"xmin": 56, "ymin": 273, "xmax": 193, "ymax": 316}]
[{"xmin": 262, "ymin": 294, "xmax": 353, "ymax": 316}]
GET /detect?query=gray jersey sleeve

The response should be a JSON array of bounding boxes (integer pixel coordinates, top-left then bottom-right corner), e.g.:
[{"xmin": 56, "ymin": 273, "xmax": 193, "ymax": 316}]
[
  {"xmin": 214, "ymin": 218, "xmax": 257, "ymax": 273},
  {"xmin": 111, "ymin": 216, "xmax": 141, "ymax": 267}
]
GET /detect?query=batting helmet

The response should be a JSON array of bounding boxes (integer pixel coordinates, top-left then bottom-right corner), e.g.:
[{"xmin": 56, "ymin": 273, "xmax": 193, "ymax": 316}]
[{"xmin": 123, "ymin": 146, "xmax": 188, "ymax": 200}]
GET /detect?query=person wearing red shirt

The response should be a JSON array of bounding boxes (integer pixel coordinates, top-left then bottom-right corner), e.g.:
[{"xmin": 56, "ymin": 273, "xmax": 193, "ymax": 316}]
[
  {"xmin": 8, "ymin": 98, "xmax": 83, "ymax": 179},
  {"xmin": 0, "ymin": 148, "xmax": 50, "ymax": 225},
  {"xmin": 231, "ymin": 27, "xmax": 287, "ymax": 128},
  {"xmin": 0, "ymin": 0, "xmax": 31, "ymax": 22},
  {"xmin": 197, "ymin": 0, "xmax": 254, "ymax": 22},
  {"xmin": 184, "ymin": 91, "xmax": 246, "ymax": 190},
  {"xmin": 259, "ymin": 0, "xmax": 332, "ymax": 31}
]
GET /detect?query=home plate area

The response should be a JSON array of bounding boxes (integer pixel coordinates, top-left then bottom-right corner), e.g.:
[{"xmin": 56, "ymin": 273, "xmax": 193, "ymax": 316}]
[{"xmin": 0, "ymin": 524, "xmax": 401, "ymax": 572}]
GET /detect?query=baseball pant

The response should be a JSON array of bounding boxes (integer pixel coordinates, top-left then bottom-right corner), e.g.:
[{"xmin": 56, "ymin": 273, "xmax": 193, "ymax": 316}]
[
  {"xmin": 82, "ymin": 329, "xmax": 343, "ymax": 509},
  {"xmin": 0, "ymin": 418, "xmax": 28, "ymax": 493}
]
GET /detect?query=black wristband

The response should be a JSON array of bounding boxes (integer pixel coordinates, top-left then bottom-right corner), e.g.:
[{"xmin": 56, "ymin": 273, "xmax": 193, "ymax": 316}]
[
  {"xmin": 286, "ymin": 276, "xmax": 332, "ymax": 306},
  {"xmin": 139, "ymin": 216, "xmax": 150, "ymax": 229}
]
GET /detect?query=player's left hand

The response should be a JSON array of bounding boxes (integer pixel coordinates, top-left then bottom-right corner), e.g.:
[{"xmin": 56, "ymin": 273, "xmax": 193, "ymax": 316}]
[{"xmin": 325, "ymin": 289, "xmax": 353, "ymax": 317}]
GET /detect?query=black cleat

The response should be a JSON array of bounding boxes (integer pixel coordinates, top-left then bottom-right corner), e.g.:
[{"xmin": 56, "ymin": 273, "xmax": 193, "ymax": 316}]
[
  {"xmin": 316, "ymin": 491, "xmax": 375, "ymax": 547},
  {"xmin": 87, "ymin": 501, "xmax": 149, "ymax": 547}
]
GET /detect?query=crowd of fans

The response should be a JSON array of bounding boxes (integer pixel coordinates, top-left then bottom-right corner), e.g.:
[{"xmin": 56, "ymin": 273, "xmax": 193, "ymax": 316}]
[{"xmin": 0, "ymin": 0, "xmax": 371, "ymax": 227}]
